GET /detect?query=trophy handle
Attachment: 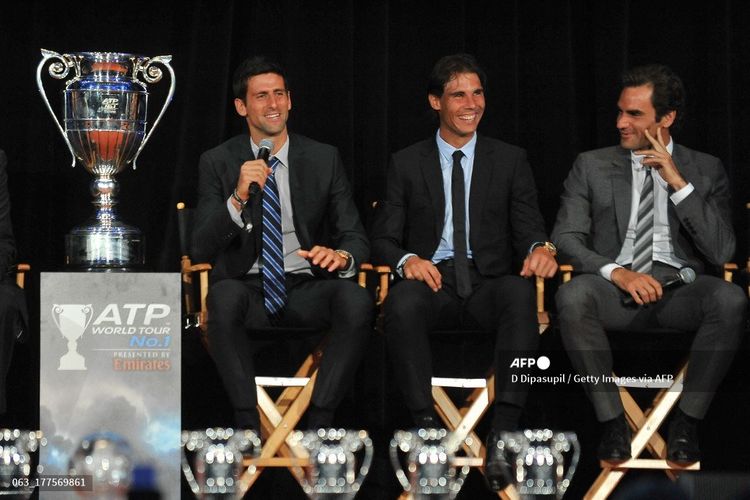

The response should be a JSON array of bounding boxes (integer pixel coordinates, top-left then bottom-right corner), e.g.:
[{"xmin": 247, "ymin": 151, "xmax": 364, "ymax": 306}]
[
  {"xmin": 51, "ymin": 305, "xmax": 63, "ymax": 332},
  {"xmin": 82, "ymin": 305, "xmax": 94, "ymax": 331},
  {"xmin": 388, "ymin": 434, "xmax": 412, "ymax": 492},
  {"xmin": 558, "ymin": 432, "xmax": 580, "ymax": 498},
  {"xmin": 36, "ymin": 49, "xmax": 78, "ymax": 168},
  {"xmin": 351, "ymin": 434, "xmax": 374, "ymax": 493},
  {"xmin": 131, "ymin": 55, "xmax": 176, "ymax": 170}
]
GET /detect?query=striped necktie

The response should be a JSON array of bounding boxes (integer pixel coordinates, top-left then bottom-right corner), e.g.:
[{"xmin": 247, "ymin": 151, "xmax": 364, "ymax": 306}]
[
  {"xmin": 262, "ymin": 157, "xmax": 287, "ymax": 316},
  {"xmin": 631, "ymin": 168, "xmax": 654, "ymax": 274}
]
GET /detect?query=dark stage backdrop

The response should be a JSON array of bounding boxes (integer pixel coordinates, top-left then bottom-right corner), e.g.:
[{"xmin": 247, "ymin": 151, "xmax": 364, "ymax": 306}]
[
  {"xmin": 2, "ymin": 1, "xmax": 750, "ymax": 498},
  {"xmin": 1, "ymin": 0, "xmax": 749, "ymax": 271}
]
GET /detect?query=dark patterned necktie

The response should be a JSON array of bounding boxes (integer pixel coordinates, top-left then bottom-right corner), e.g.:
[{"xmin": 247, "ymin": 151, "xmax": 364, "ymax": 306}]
[
  {"xmin": 631, "ymin": 168, "xmax": 654, "ymax": 274},
  {"xmin": 451, "ymin": 150, "xmax": 472, "ymax": 298},
  {"xmin": 262, "ymin": 157, "xmax": 287, "ymax": 316}
]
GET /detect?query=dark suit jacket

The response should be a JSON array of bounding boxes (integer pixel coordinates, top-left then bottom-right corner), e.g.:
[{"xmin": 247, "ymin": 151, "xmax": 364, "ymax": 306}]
[
  {"xmin": 192, "ymin": 133, "xmax": 369, "ymax": 283},
  {"xmin": 551, "ymin": 144, "xmax": 735, "ymax": 275},
  {"xmin": 371, "ymin": 135, "xmax": 548, "ymax": 276},
  {"xmin": 0, "ymin": 150, "xmax": 15, "ymax": 276},
  {"xmin": 0, "ymin": 149, "xmax": 27, "ymax": 341}
]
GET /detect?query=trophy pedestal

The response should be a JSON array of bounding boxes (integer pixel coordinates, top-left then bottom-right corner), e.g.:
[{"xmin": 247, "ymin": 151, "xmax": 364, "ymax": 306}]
[{"xmin": 66, "ymin": 220, "xmax": 144, "ymax": 270}]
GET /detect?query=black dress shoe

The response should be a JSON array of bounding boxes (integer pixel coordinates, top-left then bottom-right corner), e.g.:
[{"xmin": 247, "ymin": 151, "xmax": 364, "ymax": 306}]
[
  {"xmin": 667, "ymin": 414, "xmax": 700, "ymax": 464},
  {"xmin": 484, "ymin": 430, "xmax": 513, "ymax": 492},
  {"xmin": 597, "ymin": 414, "xmax": 632, "ymax": 462}
]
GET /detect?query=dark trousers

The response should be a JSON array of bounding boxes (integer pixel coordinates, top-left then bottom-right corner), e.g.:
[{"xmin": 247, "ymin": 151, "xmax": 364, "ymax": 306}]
[
  {"xmin": 556, "ymin": 266, "xmax": 747, "ymax": 422},
  {"xmin": 383, "ymin": 261, "xmax": 540, "ymax": 419},
  {"xmin": 206, "ymin": 273, "xmax": 373, "ymax": 428}
]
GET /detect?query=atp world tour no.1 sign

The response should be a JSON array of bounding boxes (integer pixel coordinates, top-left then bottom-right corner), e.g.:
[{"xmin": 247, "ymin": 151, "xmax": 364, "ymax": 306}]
[{"xmin": 40, "ymin": 273, "xmax": 181, "ymax": 499}]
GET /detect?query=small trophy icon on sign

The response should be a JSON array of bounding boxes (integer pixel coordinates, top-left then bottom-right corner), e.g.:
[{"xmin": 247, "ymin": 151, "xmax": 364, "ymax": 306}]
[{"xmin": 52, "ymin": 304, "xmax": 92, "ymax": 370}]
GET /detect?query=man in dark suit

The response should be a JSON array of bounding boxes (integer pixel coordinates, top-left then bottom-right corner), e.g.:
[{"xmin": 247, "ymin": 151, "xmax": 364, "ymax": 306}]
[
  {"xmin": 192, "ymin": 56, "xmax": 372, "ymax": 431},
  {"xmin": 552, "ymin": 64, "xmax": 746, "ymax": 464},
  {"xmin": 371, "ymin": 53, "xmax": 557, "ymax": 491},
  {"xmin": 0, "ymin": 149, "xmax": 27, "ymax": 414}
]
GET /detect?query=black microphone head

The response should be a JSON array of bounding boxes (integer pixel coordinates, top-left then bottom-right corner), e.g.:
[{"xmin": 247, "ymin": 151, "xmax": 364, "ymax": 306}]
[
  {"xmin": 678, "ymin": 267, "xmax": 696, "ymax": 284},
  {"xmin": 257, "ymin": 139, "xmax": 274, "ymax": 162}
]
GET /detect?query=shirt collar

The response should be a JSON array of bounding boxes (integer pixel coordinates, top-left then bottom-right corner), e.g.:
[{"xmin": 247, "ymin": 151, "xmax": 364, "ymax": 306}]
[
  {"xmin": 251, "ymin": 136, "xmax": 290, "ymax": 169},
  {"xmin": 631, "ymin": 138, "xmax": 674, "ymax": 170},
  {"xmin": 436, "ymin": 130, "xmax": 477, "ymax": 168}
]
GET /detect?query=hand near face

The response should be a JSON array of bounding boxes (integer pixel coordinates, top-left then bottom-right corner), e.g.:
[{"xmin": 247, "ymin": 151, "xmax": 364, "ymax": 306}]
[
  {"xmin": 635, "ymin": 127, "xmax": 687, "ymax": 191},
  {"xmin": 402, "ymin": 256, "xmax": 442, "ymax": 292},
  {"xmin": 298, "ymin": 246, "xmax": 348, "ymax": 272},
  {"xmin": 520, "ymin": 247, "xmax": 558, "ymax": 278},
  {"xmin": 611, "ymin": 267, "xmax": 663, "ymax": 305}
]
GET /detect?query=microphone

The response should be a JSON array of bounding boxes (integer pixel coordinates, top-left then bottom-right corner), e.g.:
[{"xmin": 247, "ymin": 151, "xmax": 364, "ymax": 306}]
[
  {"xmin": 249, "ymin": 138, "xmax": 274, "ymax": 196},
  {"xmin": 622, "ymin": 267, "xmax": 696, "ymax": 306}
]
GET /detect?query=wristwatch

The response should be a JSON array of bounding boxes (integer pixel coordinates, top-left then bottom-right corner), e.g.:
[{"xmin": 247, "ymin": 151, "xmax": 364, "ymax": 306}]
[
  {"xmin": 335, "ymin": 249, "xmax": 353, "ymax": 268},
  {"xmin": 530, "ymin": 241, "xmax": 557, "ymax": 256}
]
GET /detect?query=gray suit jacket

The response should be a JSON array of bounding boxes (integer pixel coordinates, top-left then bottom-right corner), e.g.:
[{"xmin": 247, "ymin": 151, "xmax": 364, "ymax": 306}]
[{"xmin": 551, "ymin": 144, "xmax": 735, "ymax": 275}]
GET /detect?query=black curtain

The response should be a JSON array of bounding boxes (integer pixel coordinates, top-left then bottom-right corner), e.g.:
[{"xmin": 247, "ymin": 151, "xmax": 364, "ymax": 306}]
[
  {"xmin": 1, "ymin": 0, "xmax": 748, "ymax": 271},
  {"xmin": 2, "ymin": 1, "xmax": 750, "ymax": 498}
]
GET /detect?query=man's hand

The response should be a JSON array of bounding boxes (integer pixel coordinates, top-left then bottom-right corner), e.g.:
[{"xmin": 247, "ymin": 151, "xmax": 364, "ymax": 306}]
[
  {"xmin": 520, "ymin": 247, "xmax": 558, "ymax": 278},
  {"xmin": 611, "ymin": 267, "xmax": 663, "ymax": 305},
  {"xmin": 298, "ymin": 246, "xmax": 348, "ymax": 272},
  {"xmin": 233, "ymin": 159, "xmax": 272, "ymax": 209},
  {"xmin": 402, "ymin": 256, "xmax": 442, "ymax": 292},
  {"xmin": 636, "ymin": 127, "xmax": 687, "ymax": 191}
]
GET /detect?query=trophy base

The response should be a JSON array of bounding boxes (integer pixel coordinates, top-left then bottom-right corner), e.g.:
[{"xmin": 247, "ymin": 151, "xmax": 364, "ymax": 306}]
[{"xmin": 66, "ymin": 221, "xmax": 145, "ymax": 270}]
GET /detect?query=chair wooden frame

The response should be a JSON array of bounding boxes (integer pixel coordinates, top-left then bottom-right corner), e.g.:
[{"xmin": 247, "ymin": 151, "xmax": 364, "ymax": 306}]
[
  {"xmin": 557, "ymin": 264, "xmax": 737, "ymax": 500},
  {"xmin": 177, "ymin": 202, "xmax": 365, "ymax": 495},
  {"xmin": 360, "ymin": 265, "xmax": 548, "ymax": 500}
]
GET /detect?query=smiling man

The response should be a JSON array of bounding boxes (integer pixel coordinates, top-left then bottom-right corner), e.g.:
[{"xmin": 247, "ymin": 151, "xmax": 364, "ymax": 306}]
[
  {"xmin": 371, "ymin": 53, "xmax": 557, "ymax": 492},
  {"xmin": 552, "ymin": 64, "xmax": 746, "ymax": 465},
  {"xmin": 192, "ymin": 56, "xmax": 372, "ymax": 432}
]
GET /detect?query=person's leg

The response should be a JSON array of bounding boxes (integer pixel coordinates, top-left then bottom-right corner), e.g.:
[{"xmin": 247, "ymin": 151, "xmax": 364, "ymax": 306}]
[
  {"xmin": 281, "ymin": 278, "xmax": 375, "ymax": 428},
  {"xmin": 382, "ymin": 279, "xmax": 460, "ymax": 425},
  {"xmin": 206, "ymin": 277, "xmax": 269, "ymax": 429}
]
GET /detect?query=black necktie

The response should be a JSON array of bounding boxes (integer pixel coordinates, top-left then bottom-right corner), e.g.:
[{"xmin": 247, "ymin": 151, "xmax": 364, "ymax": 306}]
[{"xmin": 451, "ymin": 150, "xmax": 472, "ymax": 298}]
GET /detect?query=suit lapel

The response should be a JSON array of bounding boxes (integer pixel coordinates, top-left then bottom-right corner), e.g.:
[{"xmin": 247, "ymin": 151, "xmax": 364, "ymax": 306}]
[
  {"xmin": 610, "ymin": 148, "xmax": 632, "ymax": 244},
  {"xmin": 287, "ymin": 134, "xmax": 310, "ymax": 247},
  {"xmin": 468, "ymin": 137, "xmax": 492, "ymax": 236},
  {"xmin": 420, "ymin": 141, "xmax": 445, "ymax": 241}
]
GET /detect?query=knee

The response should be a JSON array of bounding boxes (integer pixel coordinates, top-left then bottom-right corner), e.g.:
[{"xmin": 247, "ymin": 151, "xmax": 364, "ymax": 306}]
[
  {"xmin": 709, "ymin": 282, "xmax": 748, "ymax": 323},
  {"xmin": 383, "ymin": 280, "xmax": 430, "ymax": 320},
  {"xmin": 555, "ymin": 277, "xmax": 598, "ymax": 321},
  {"xmin": 207, "ymin": 279, "xmax": 248, "ymax": 318},
  {"xmin": 337, "ymin": 282, "xmax": 374, "ymax": 324}
]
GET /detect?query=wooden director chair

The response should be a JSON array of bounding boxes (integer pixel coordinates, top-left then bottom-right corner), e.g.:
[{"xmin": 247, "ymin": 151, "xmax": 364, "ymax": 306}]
[
  {"xmin": 359, "ymin": 264, "xmax": 550, "ymax": 500},
  {"xmin": 178, "ymin": 203, "xmax": 368, "ymax": 496},
  {"xmin": 555, "ymin": 264, "xmax": 738, "ymax": 500}
]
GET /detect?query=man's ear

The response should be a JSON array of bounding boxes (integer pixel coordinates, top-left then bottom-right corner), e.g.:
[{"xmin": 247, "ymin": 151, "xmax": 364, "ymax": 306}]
[
  {"xmin": 658, "ymin": 110, "xmax": 676, "ymax": 128},
  {"xmin": 234, "ymin": 98, "xmax": 247, "ymax": 117},
  {"xmin": 428, "ymin": 93, "xmax": 441, "ymax": 112}
]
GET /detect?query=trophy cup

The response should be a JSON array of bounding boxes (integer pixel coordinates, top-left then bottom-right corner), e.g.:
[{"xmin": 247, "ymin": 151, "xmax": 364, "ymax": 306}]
[
  {"xmin": 290, "ymin": 428, "xmax": 373, "ymax": 499},
  {"xmin": 0, "ymin": 429, "xmax": 44, "ymax": 497},
  {"xmin": 181, "ymin": 428, "xmax": 261, "ymax": 498},
  {"xmin": 37, "ymin": 49, "xmax": 175, "ymax": 270},
  {"xmin": 494, "ymin": 429, "xmax": 579, "ymax": 499},
  {"xmin": 390, "ymin": 428, "xmax": 469, "ymax": 499},
  {"xmin": 69, "ymin": 431, "xmax": 133, "ymax": 498},
  {"xmin": 52, "ymin": 304, "xmax": 93, "ymax": 370}
]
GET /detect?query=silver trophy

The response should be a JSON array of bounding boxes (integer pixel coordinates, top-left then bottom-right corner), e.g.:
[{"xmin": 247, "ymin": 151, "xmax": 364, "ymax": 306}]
[
  {"xmin": 37, "ymin": 49, "xmax": 175, "ymax": 270},
  {"xmin": 181, "ymin": 428, "xmax": 261, "ymax": 499},
  {"xmin": 290, "ymin": 428, "xmax": 373, "ymax": 499},
  {"xmin": 495, "ymin": 429, "xmax": 579, "ymax": 499},
  {"xmin": 390, "ymin": 428, "xmax": 469, "ymax": 499},
  {"xmin": 0, "ymin": 429, "xmax": 45, "ymax": 497}
]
